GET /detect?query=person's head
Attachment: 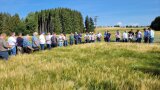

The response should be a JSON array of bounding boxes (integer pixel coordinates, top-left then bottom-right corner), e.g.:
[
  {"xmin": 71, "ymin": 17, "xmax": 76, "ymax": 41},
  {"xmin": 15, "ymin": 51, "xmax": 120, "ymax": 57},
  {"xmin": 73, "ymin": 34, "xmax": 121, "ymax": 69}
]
[
  {"xmin": 148, "ymin": 28, "xmax": 151, "ymax": 31},
  {"xmin": 0, "ymin": 33, "xmax": 7, "ymax": 39},
  {"xmin": 18, "ymin": 33, "xmax": 22, "ymax": 37},
  {"xmin": 143, "ymin": 28, "xmax": 146, "ymax": 31},
  {"xmin": 137, "ymin": 30, "xmax": 140, "ymax": 32},
  {"xmin": 26, "ymin": 34, "xmax": 30, "ymax": 40},
  {"xmin": 48, "ymin": 32, "xmax": 51, "ymax": 35},
  {"xmin": 33, "ymin": 32, "xmax": 38, "ymax": 36},
  {"xmin": 54, "ymin": 33, "xmax": 56, "ymax": 36},
  {"xmin": 10, "ymin": 32, "xmax": 15, "ymax": 36}
]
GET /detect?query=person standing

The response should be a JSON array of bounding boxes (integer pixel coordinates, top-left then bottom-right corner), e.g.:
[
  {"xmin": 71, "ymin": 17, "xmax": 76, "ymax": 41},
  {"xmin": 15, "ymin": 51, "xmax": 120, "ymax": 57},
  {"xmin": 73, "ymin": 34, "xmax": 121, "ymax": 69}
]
[
  {"xmin": 96, "ymin": 32, "xmax": 102, "ymax": 42},
  {"xmin": 51, "ymin": 33, "xmax": 58, "ymax": 48},
  {"xmin": 46, "ymin": 32, "xmax": 52, "ymax": 49},
  {"xmin": 63, "ymin": 34, "xmax": 68, "ymax": 47},
  {"xmin": 144, "ymin": 28, "xmax": 149, "ymax": 43},
  {"xmin": 16, "ymin": 33, "xmax": 24, "ymax": 54},
  {"xmin": 128, "ymin": 29, "xmax": 134, "ymax": 42},
  {"xmin": 106, "ymin": 31, "xmax": 111, "ymax": 42},
  {"xmin": 69, "ymin": 33, "xmax": 74, "ymax": 45},
  {"xmin": 39, "ymin": 32, "xmax": 46, "ymax": 50},
  {"xmin": 78, "ymin": 33, "xmax": 82, "ymax": 44},
  {"xmin": 91, "ymin": 32, "xmax": 96, "ymax": 43},
  {"xmin": 122, "ymin": 31, "xmax": 128, "ymax": 42},
  {"xmin": 104, "ymin": 31, "xmax": 107, "ymax": 42},
  {"xmin": 115, "ymin": 30, "xmax": 121, "ymax": 42},
  {"xmin": 32, "ymin": 32, "xmax": 40, "ymax": 51},
  {"xmin": 8, "ymin": 32, "xmax": 17, "ymax": 55},
  {"xmin": 58, "ymin": 34, "xmax": 64, "ymax": 47},
  {"xmin": 84, "ymin": 32, "xmax": 89, "ymax": 43},
  {"xmin": 137, "ymin": 30, "xmax": 142, "ymax": 43},
  {"xmin": 148, "ymin": 28, "xmax": 155, "ymax": 43},
  {"xmin": 0, "ymin": 33, "xmax": 11, "ymax": 60},
  {"xmin": 74, "ymin": 32, "xmax": 79, "ymax": 45}
]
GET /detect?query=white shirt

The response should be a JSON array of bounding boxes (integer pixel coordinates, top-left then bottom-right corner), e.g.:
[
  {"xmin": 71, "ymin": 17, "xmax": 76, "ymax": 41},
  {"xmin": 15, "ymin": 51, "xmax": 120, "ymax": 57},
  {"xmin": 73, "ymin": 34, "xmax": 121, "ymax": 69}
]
[
  {"xmin": 8, "ymin": 36, "xmax": 16, "ymax": 46},
  {"xmin": 46, "ymin": 35, "xmax": 52, "ymax": 44},
  {"xmin": 97, "ymin": 33, "xmax": 102, "ymax": 38},
  {"xmin": 39, "ymin": 34, "xmax": 46, "ymax": 44},
  {"xmin": 123, "ymin": 32, "xmax": 128, "ymax": 39}
]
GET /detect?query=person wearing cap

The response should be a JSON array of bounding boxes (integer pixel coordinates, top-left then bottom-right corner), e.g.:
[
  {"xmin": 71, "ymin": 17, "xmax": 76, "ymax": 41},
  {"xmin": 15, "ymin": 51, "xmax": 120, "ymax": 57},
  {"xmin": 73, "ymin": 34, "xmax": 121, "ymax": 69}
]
[
  {"xmin": 46, "ymin": 32, "xmax": 52, "ymax": 49},
  {"xmin": 0, "ymin": 33, "xmax": 11, "ymax": 60},
  {"xmin": 8, "ymin": 32, "xmax": 17, "ymax": 55},
  {"xmin": 39, "ymin": 32, "xmax": 46, "ymax": 50}
]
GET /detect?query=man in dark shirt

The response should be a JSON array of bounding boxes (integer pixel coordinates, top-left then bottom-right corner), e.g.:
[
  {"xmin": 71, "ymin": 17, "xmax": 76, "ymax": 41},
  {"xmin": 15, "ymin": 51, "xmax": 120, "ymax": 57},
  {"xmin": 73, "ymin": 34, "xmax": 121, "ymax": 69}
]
[
  {"xmin": 51, "ymin": 33, "xmax": 58, "ymax": 48},
  {"xmin": 17, "ymin": 33, "xmax": 23, "ymax": 54},
  {"xmin": 0, "ymin": 33, "xmax": 10, "ymax": 60},
  {"xmin": 74, "ymin": 32, "xmax": 79, "ymax": 45}
]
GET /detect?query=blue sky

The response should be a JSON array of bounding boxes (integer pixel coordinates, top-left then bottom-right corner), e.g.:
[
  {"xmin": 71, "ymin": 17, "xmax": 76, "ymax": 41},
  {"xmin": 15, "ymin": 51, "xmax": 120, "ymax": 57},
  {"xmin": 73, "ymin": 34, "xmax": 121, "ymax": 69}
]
[{"xmin": 0, "ymin": 0, "xmax": 160, "ymax": 26}]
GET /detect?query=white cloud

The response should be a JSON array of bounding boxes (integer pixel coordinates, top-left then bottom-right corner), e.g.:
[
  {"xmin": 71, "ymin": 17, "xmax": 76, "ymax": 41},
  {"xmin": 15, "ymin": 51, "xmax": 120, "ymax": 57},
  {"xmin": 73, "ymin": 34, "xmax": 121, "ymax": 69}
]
[{"xmin": 117, "ymin": 21, "xmax": 123, "ymax": 26}]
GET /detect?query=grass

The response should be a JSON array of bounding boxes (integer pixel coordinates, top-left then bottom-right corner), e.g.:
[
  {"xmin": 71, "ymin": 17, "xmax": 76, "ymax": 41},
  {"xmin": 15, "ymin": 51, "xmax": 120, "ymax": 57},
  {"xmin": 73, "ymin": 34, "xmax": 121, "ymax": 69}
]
[{"xmin": 0, "ymin": 42, "xmax": 160, "ymax": 90}]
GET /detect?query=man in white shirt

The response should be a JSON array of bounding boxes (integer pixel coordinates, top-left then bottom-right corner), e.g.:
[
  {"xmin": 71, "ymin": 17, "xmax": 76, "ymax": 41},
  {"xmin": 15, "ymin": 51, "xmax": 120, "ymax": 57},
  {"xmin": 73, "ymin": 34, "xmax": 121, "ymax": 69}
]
[
  {"xmin": 96, "ymin": 32, "xmax": 102, "ymax": 42},
  {"xmin": 39, "ymin": 32, "xmax": 46, "ymax": 50},
  {"xmin": 8, "ymin": 32, "xmax": 17, "ymax": 55},
  {"xmin": 46, "ymin": 32, "xmax": 52, "ymax": 49},
  {"xmin": 122, "ymin": 31, "xmax": 128, "ymax": 42}
]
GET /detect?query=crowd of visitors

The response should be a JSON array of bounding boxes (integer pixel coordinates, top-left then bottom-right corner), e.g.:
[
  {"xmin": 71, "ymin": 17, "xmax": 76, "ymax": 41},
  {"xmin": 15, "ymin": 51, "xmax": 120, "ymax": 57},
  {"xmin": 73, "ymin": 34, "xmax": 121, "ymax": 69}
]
[{"xmin": 0, "ymin": 28, "xmax": 155, "ymax": 60}]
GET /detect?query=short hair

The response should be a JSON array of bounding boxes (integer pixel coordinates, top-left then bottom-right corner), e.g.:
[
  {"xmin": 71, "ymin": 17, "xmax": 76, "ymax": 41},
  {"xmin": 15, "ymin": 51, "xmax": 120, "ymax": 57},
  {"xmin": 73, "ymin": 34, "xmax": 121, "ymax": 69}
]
[{"xmin": 33, "ymin": 32, "xmax": 38, "ymax": 36}]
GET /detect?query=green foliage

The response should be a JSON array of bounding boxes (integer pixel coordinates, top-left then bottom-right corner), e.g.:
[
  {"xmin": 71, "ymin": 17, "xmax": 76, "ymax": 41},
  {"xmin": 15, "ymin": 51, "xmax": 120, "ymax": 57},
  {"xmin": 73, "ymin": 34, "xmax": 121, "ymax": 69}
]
[
  {"xmin": 85, "ymin": 16, "xmax": 95, "ymax": 32},
  {"xmin": 37, "ymin": 8, "xmax": 84, "ymax": 34},
  {"xmin": 25, "ymin": 12, "xmax": 38, "ymax": 34},
  {"xmin": 150, "ymin": 16, "xmax": 160, "ymax": 31}
]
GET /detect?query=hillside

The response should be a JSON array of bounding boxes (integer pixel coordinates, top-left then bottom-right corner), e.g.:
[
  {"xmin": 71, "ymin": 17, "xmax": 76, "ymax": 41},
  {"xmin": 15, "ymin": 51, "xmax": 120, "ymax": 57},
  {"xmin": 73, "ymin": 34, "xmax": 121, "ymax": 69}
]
[{"xmin": 0, "ymin": 42, "xmax": 160, "ymax": 90}]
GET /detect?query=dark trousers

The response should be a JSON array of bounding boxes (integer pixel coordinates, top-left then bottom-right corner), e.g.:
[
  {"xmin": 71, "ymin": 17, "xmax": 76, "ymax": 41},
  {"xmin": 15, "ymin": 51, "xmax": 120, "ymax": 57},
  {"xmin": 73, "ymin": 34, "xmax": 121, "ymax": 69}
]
[
  {"xmin": 123, "ymin": 39, "xmax": 128, "ymax": 42},
  {"xmin": 47, "ymin": 44, "xmax": 51, "ymax": 49},
  {"xmin": 23, "ymin": 47, "xmax": 32, "ymax": 54},
  {"xmin": 0, "ymin": 51, "xmax": 9, "ymax": 60},
  {"xmin": 40, "ymin": 44, "xmax": 45, "ymax": 50},
  {"xmin": 70, "ymin": 40, "xmax": 74, "ymax": 45},
  {"xmin": 116, "ymin": 38, "xmax": 120, "ymax": 42},
  {"xmin": 144, "ymin": 37, "xmax": 149, "ymax": 43},
  {"xmin": 51, "ymin": 43, "xmax": 57, "ymax": 48}
]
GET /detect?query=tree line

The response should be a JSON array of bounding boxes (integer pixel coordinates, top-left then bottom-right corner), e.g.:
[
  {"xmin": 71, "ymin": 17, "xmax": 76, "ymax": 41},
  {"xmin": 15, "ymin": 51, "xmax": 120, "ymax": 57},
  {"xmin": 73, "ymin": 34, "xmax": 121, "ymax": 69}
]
[{"xmin": 0, "ymin": 8, "xmax": 96, "ymax": 35}]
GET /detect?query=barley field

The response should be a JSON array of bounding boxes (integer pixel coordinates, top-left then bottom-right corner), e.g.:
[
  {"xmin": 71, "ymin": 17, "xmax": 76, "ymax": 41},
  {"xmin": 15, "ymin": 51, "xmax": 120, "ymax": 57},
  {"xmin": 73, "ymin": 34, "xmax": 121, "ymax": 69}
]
[
  {"xmin": 0, "ymin": 28, "xmax": 160, "ymax": 90},
  {"xmin": 0, "ymin": 42, "xmax": 160, "ymax": 90}
]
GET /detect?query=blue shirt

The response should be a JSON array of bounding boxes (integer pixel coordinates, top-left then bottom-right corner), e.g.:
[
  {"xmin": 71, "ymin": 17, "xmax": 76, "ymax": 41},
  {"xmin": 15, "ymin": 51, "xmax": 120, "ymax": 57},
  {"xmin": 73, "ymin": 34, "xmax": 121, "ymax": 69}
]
[
  {"xmin": 144, "ymin": 30, "xmax": 149, "ymax": 37},
  {"xmin": 23, "ymin": 38, "xmax": 32, "ymax": 48},
  {"xmin": 32, "ymin": 36, "xmax": 39, "ymax": 47}
]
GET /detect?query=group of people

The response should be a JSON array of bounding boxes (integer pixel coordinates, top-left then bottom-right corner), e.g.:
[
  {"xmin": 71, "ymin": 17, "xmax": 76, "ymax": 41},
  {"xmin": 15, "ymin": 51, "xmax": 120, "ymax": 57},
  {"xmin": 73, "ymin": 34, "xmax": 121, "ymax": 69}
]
[{"xmin": 0, "ymin": 28, "xmax": 155, "ymax": 60}]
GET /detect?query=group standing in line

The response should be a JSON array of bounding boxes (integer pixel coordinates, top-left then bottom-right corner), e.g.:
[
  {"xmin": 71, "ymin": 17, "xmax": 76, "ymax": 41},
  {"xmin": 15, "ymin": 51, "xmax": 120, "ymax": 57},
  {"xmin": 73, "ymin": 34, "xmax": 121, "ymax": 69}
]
[{"xmin": 0, "ymin": 28, "xmax": 155, "ymax": 60}]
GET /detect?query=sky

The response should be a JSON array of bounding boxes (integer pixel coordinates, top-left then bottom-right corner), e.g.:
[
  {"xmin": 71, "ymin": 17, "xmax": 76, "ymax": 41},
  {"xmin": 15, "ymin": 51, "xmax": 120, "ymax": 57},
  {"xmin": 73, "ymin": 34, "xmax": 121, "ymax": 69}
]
[{"xmin": 0, "ymin": 0, "xmax": 160, "ymax": 26}]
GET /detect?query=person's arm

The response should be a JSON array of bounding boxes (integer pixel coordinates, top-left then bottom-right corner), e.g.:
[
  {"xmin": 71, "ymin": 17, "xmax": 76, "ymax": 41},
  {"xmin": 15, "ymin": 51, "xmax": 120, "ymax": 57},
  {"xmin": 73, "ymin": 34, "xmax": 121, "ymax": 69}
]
[{"xmin": 3, "ymin": 40, "xmax": 11, "ymax": 48}]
